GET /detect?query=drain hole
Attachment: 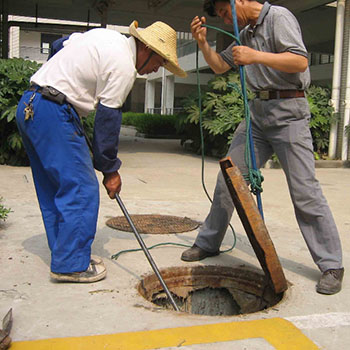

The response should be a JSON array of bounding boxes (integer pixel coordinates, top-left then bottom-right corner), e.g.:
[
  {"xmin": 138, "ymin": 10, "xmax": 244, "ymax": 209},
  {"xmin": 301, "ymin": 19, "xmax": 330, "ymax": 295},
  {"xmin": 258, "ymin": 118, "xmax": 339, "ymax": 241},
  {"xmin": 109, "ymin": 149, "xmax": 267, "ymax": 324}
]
[
  {"xmin": 153, "ymin": 287, "xmax": 242, "ymax": 316},
  {"xmin": 138, "ymin": 265, "xmax": 284, "ymax": 316}
]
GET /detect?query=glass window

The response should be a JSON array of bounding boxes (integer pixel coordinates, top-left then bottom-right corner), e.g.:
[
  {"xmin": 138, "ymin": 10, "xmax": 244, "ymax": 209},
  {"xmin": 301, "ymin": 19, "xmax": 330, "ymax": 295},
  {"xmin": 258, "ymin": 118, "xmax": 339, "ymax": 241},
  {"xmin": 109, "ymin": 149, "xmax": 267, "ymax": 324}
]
[{"xmin": 41, "ymin": 33, "xmax": 62, "ymax": 54}]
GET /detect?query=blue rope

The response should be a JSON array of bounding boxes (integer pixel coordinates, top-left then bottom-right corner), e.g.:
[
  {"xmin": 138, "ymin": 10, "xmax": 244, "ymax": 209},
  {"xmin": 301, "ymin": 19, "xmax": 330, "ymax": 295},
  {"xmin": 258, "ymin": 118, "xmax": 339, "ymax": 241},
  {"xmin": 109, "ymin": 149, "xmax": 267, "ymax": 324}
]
[{"xmin": 230, "ymin": 0, "xmax": 264, "ymax": 219}]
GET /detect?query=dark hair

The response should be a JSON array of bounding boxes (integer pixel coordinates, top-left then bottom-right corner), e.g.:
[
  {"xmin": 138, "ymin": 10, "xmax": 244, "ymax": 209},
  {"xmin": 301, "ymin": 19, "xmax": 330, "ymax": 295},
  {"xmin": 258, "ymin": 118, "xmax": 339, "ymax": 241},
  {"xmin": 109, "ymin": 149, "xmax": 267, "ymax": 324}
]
[
  {"xmin": 203, "ymin": 0, "xmax": 255, "ymax": 17},
  {"xmin": 203, "ymin": 0, "xmax": 230, "ymax": 17}
]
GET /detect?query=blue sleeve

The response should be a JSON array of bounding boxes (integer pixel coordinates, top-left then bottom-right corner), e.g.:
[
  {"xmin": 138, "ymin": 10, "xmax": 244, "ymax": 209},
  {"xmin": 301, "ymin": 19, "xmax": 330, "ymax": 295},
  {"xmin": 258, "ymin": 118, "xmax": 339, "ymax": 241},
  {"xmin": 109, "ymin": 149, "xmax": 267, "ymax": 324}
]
[
  {"xmin": 47, "ymin": 35, "xmax": 70, "ymax": 60},
  {"xmin": 92, "ymin": 103, "xmax": 122, "ymax": 173}
]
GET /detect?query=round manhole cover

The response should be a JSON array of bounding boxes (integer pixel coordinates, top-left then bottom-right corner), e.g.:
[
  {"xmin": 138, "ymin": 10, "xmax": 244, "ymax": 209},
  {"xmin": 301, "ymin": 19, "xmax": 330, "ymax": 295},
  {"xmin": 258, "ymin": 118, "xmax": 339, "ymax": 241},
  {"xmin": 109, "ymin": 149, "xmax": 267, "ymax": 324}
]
[
  {"xmin": 137, "ymin": 265, "xmax": 285, "ymax": 316},
  {"xmin": 106, "ymin": 214, "xmax": 200, "ymax": 234}
]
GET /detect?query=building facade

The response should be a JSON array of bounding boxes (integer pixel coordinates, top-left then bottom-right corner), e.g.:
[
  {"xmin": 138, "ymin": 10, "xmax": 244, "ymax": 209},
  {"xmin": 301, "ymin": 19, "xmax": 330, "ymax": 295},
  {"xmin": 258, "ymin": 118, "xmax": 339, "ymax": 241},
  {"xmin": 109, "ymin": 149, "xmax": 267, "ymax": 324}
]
[{"xmin": 2, "ymin": 0, "xmax": 350, "ymax": 160}]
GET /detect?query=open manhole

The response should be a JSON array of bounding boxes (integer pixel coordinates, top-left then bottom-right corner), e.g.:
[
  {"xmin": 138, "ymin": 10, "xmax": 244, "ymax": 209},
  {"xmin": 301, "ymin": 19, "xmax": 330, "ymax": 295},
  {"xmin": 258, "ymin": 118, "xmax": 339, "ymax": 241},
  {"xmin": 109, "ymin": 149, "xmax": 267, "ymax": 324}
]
[
  {"xmin": 137, "ymin": 265, "xmax": 284, "ymax": 316},
  {"xmin": 106, "ymin": 214, "xmax": 199, "ymax": 234}
]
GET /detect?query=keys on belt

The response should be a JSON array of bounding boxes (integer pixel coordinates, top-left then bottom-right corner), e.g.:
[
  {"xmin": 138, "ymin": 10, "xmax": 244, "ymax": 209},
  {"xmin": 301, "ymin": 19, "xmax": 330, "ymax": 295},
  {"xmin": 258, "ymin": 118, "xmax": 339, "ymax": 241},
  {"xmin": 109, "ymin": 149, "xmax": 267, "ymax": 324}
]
[
  {"xmin": 24, "ymin": 92, "xmax": 36, "ymax": 121},
  {"xmin": 255, "ymin": 90, "xmax": 305, "ymax": 100},
  {"xmin": 24, "ymin": 85, "xmax": 67, "ymax": 121}
]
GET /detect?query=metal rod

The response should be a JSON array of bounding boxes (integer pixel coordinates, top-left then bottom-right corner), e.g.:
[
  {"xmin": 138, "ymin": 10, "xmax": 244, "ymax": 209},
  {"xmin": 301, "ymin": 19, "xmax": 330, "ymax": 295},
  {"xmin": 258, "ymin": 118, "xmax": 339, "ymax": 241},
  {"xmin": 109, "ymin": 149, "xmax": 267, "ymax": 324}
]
[{"xmin": 115, "ymin": 193, "xmax": 179, "ymax": 312}]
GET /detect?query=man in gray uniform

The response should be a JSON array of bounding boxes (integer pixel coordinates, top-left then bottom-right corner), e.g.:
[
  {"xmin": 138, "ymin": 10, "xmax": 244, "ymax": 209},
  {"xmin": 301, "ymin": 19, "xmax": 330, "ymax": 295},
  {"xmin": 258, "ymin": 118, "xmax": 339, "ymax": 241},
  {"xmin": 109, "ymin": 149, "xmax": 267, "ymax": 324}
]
[{"xmin": 181, "ymin": 0, "xmax": 344, "ymax": 295}]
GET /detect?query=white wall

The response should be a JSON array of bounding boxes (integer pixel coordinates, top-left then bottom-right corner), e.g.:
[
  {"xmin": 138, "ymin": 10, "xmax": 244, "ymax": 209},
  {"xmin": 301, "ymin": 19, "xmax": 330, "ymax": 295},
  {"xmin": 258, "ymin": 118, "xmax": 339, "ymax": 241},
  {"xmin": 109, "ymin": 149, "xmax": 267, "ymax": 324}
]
[
  {"xmin": 19, "ymin": 31, "xmax": 49, "ymax": 63},
  {"xmin": 9, "ymin": 27, "xmax": 20, "ymax": 58}
]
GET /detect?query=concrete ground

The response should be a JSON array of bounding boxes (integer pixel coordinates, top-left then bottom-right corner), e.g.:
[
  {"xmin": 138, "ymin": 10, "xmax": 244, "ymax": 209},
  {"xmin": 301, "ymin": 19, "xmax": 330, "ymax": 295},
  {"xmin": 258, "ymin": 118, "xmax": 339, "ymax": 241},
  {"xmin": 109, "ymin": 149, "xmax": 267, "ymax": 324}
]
[{"xmin": 0, "ymin": 128, "xmax": 349, "ymax": 350}]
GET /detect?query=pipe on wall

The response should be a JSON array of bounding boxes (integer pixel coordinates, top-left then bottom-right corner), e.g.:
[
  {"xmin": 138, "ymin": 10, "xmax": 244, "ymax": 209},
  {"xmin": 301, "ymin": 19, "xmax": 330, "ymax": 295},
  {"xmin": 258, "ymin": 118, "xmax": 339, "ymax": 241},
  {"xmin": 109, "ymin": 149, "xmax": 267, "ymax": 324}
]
[
  {"xmin": 342, "ymin": 0, "xmax": 350, "ymax": 160},
  {"xmin": 1, "ymin": 0, "xmax": 9, "ymax": 59},
  {"xmin": 329, "ymin": 0, "xmax": 346, "ymax": 159}
]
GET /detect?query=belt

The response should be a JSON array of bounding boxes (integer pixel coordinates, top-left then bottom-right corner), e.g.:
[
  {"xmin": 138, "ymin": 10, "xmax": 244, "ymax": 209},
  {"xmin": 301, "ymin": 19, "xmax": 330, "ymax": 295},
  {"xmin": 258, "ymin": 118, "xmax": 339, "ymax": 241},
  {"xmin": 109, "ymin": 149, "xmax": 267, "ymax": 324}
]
[
  {"xmin": 29, "ymin": 85, "xmax": 67, "ymax": 104},
  {"xmin": 254, "ymin": 90, "xmax": 305, "ymax": 100}
]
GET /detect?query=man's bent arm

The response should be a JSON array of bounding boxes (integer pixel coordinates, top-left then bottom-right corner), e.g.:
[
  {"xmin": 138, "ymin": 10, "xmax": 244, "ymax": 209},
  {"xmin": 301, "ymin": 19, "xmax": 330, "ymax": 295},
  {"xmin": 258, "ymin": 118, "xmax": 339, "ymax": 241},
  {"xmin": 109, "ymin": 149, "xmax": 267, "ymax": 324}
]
[
  {"xmin": 199, "ymin": 41, "xmax": 232, "ymax": 74},
  {"xmin": 191, "ymin": 15, "xmax": 231, "ymax": 74},
  {"xmin": 233, "ymin": 46, "xmax": 308, "ymax": 73}
]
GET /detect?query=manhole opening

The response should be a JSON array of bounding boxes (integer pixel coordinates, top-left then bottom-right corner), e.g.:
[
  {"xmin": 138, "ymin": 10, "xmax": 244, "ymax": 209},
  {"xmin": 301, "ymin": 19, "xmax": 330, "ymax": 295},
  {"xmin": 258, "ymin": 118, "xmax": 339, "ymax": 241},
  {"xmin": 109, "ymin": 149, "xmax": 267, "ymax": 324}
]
[
  {"xmin": 137, "ymin": 265, "xmax": 284, "ymax": 316},
  {"xmin": 106, "ymin": 214, "xmax": 199, "ymax": 234}
]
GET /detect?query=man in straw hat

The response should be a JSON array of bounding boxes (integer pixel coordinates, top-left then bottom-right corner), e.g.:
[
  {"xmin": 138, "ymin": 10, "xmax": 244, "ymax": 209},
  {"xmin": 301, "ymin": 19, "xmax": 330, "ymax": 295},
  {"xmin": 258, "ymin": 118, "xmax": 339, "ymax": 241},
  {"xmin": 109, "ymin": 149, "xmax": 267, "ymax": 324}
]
[{"xmin": 16, "ymin": 21, "xmax": 186, "ymax": 283}]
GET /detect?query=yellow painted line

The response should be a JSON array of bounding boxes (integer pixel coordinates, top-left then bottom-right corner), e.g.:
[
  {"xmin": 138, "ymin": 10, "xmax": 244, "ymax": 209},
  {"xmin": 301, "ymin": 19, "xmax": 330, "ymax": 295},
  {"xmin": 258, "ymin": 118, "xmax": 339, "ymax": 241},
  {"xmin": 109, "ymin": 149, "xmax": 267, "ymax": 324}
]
[{"xmin": 11, "ymin": 317, "xmax": 319, "ymax": 350}]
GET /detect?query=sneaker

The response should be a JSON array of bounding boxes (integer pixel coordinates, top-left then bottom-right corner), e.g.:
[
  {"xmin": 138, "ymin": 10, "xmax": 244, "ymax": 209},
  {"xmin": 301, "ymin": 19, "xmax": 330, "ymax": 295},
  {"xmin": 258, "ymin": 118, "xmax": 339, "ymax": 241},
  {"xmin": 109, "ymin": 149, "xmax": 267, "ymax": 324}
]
[
  {"xmin": 50, "ymin": 257, "xmax": 107, "ymax": 283},
  {"xmin": 316, "ymin": 268, "xmax": 344, "ymax": 295},
  {"xmin": 181, "ymin": 244, "xmax": 220, "ymax": 262}
]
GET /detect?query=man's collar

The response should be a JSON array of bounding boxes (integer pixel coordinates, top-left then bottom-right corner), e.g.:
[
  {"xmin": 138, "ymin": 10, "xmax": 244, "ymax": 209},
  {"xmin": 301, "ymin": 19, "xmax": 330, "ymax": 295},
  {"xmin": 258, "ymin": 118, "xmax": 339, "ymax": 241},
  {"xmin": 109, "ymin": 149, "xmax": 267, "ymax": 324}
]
[
  {"xmin": 248, "ymin": 1, "xmax": 271, "ymax": 32},
  {"xmin": 256, "ymin": 1, "xmax": 271, "ymax": 26},
  {"xmin": 128, "ymin": 36, "xmax": 137, "ymax": 66}
]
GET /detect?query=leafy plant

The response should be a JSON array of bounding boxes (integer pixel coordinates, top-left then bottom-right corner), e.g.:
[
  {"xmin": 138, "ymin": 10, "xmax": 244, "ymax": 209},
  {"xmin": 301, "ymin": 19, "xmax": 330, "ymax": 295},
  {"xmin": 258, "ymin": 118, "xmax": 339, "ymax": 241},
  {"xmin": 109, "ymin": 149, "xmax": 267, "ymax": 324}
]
[
  {"xmin": 306, "ymin": 85, "xmax": 335, "ymax": 158},
  {"xmin": 179, "ymin": 73, "xmax": 335, "ymax": 160},
  {"xmin": 81, "ymin": 111, "xmax": 96, "ymax": 143},
  {"xmin": 81, "ymin": 111, "xmax": 180, "ymax": 145},
  {"xmin": 0, "ymin": 58, "xmax": 41, "ymax": 165},
  {"xmin": 178, "ymin": 72, "xmax": 254, "ymax": 157},
  {"xmin": 122, "ymin": 112, "xmax": 179, "ymax": 137},
  {"xmin": 0, "ymin": 197, "xmax": 11, "ymax": 221}
]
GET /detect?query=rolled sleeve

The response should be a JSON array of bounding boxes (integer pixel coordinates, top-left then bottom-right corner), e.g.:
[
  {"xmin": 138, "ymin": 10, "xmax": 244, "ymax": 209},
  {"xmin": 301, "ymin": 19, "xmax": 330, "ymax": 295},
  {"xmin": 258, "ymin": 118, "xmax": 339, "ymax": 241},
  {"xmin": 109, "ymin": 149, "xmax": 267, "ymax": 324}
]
[
  {"xmin": 219, "ymin": 42, "xmax": 235, "ymax": 68},
  {"xmin": 272, "ymin": 8, "xmax": 308, "ymax": 57},
  {"xmin": 92, "ymin": 102, "xmax": 122, "ymax": 173}
]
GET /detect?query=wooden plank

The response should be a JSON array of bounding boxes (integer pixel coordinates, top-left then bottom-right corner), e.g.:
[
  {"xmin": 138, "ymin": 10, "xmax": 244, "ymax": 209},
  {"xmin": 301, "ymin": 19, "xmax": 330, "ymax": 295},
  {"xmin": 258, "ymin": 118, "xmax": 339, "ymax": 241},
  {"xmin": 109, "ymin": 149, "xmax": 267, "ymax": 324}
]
[{"xmin": 220, "ymin": 157, "xmax": 288, "ymax": 294}]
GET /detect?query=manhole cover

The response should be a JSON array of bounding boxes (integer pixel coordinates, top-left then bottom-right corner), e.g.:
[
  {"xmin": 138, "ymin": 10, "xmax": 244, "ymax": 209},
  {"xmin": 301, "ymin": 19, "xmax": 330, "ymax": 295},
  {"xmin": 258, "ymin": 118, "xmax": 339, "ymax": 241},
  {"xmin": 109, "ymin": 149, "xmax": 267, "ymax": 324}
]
[
  {"xmin": 106, "ymin": 214, "xmax": 199, "ymax": 234},
  {"xmin": 137, "ymin": 265, "xmax": 285, "ymax": 316}
]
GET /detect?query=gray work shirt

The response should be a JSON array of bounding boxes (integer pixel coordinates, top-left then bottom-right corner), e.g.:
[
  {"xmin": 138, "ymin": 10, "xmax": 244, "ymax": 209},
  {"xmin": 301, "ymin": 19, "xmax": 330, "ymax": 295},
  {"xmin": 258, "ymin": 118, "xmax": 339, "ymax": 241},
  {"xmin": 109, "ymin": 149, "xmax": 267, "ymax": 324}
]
[{"xmin": 220, "ymin": 1, "xmax": 310, "ymax": 91}]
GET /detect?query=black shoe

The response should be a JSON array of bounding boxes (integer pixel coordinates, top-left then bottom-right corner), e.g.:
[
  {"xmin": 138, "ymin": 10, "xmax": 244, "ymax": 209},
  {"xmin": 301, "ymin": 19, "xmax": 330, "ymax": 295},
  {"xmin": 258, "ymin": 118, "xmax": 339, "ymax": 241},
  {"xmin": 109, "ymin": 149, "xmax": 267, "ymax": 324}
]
[
  {"xmin": 316, "ymin": 268, "xmax": 344, "ymax": 295},
  {"xmin": 181, "ymin": 244, "xmax": 220, "ymax": 262}
]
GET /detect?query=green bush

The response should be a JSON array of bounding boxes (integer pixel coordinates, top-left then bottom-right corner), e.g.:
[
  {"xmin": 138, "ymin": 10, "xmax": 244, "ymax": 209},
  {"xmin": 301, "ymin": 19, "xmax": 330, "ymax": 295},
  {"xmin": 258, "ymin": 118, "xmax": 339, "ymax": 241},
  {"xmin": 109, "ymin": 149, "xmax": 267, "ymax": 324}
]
[
  {"xmin": 179, "ymin": 72, "xmax": 335, "ymax": 159},
  {"xmin": 84, "ymin": 112, "xmax": 180, "ymax": 139},
  {"xmin": 177, "ymin": 72, "xmax": 253, "ymax": 157},
  {"xmin": 0, "ymin": 58, "xmax": 95, "ymax": 164},
  {"xmin": 81, "ymin": 111, "xmax": 96, "ymax": 144},
  {"xmin": 307, "ymin": 85, "xmax": 336, "ymax": 158},
  {"xmin": 0, "ymin": 197, "xmax": 11, "ymax": 221},
  {"xmin": 122, "ymin": 112, "xmax": 179, "ymax": 137},
  {"xmin": 0, "ymin": 58, "xmax": 41, "ymax": 165}
]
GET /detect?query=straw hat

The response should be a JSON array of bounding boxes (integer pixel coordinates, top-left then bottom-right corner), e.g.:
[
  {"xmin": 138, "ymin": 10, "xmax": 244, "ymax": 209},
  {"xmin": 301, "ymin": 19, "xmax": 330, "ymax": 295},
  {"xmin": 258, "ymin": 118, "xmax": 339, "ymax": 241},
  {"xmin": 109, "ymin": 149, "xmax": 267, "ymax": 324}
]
[{"xmin": 129, "ymin": 20, "xmax": 187, "ymax": 78}]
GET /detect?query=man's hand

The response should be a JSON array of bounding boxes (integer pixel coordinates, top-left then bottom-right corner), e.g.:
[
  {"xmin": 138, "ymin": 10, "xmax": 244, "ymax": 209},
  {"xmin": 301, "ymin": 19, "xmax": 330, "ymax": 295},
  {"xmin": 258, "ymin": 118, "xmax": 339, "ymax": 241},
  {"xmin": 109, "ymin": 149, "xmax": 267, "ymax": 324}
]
[
  {"xmin": 103, "ymin": 171, "xmax": 122, "ymax": 199},
  {"xmin": 191, "ymin": 15, "xmax": 230, "ymax": 74},
  {"xmin": 191, "ymin": 16, "xmax": 208, "ymax": 46},
  {"xmin": 232, "ymin": 46, "xmax": 258, "ymax": 66},
  {"xmin": 232, "ymin": 46, "xmax": 308, "ymax": 73}
]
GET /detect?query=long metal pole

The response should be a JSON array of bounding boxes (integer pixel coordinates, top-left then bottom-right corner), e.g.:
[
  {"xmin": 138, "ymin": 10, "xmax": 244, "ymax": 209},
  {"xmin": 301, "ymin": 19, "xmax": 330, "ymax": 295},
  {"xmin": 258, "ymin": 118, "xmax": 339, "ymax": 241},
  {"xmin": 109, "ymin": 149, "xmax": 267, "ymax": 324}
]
[
  {"xmin": 80, "ymin": 121, "xmax": 178, "ymax": 310},
  {"xmin": 115, "ymin": 193, "xmax": 179, "ymax": 312}
]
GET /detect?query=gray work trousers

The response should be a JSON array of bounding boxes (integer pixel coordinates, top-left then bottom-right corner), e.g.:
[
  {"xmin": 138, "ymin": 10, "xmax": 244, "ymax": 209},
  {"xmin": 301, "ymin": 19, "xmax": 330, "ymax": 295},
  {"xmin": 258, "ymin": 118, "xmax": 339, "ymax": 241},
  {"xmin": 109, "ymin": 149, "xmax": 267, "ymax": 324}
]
[{"xmin": 195, "ymin": 97, "xmax": 343, "ymax": 272}]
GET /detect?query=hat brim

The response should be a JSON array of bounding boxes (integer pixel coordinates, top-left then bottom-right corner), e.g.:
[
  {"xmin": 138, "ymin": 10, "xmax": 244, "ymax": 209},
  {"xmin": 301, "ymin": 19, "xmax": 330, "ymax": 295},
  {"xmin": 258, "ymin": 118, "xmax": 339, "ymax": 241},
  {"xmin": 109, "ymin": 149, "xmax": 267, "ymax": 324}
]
[{"xmin": 129, "ymin": 21, "xmax": 187, "ymax": 78}]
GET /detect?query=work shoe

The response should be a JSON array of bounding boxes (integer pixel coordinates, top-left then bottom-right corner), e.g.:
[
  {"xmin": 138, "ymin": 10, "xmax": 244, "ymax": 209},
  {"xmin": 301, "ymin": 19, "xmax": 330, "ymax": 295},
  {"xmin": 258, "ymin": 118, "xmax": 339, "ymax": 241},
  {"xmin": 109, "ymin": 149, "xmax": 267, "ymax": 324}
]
[
  {"xmin": 181, "ymin": 244, "xmax": 220, "ymax": 262},
  {"xmin": 316, "ymin": 268, "xmax": 344, "ymax": 295},
  {"xmin": 50, "ymin": 256, "xmax": 107, "ymax": 283}
]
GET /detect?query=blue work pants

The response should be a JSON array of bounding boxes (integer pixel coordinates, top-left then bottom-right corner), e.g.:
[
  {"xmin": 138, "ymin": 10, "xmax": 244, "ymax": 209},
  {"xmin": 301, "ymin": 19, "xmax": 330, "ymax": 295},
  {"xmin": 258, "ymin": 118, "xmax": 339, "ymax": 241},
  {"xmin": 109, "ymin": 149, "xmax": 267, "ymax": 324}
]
[{"xmin": 16, "ymin": 90, "xmax": 99, "ymax": 273}]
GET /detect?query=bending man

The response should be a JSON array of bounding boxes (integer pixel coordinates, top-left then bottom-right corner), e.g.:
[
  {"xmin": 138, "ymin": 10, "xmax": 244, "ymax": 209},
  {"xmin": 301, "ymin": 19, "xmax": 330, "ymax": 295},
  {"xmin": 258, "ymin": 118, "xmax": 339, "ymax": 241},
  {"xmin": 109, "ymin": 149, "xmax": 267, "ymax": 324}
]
[{"xmin": 16, "ymin": 21, "xmax": 186, "ymax": 283}]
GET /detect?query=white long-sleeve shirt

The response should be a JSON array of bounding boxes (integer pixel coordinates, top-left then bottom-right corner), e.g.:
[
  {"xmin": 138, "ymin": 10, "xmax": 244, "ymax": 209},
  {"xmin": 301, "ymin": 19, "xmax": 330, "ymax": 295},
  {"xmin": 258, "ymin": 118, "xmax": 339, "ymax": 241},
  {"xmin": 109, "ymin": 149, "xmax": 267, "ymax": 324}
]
[{"xmin": 31, "ymin": 28, "xmax": 137, "ymax": 116}]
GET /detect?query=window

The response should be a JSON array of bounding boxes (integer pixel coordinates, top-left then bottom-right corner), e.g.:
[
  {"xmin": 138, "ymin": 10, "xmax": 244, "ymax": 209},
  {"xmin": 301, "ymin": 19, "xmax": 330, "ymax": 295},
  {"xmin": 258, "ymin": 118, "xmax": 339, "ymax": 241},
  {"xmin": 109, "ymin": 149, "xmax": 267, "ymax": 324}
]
[
  {"xmin": 309, "ymin": 52, "xmax": 334, "ymax": 66},
  {"xmin": 41, "ymin": 33, "xmax": 62, "ymax": 54}
]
